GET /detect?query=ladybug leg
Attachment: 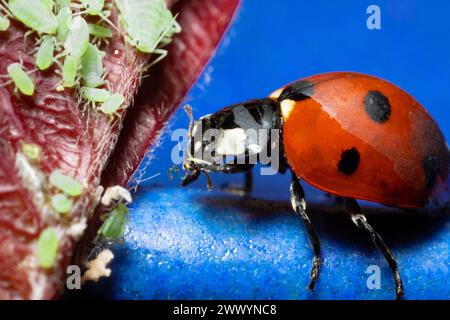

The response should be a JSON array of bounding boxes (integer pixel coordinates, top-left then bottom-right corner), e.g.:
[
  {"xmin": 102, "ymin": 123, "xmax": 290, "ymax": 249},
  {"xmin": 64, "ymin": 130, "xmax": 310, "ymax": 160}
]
[
  {"xmin": 182, "ymin": 170, "xmax": 201, "ymax": 187},
  {"xmin": 290, "ymin": 173, "xmax": 322, "ymax": 290},
  {"xmin": 244, "ymin": 170, "xmax": 253, "ymax": 194},
  {"xmin": 220, "ymin": 169, "xmax": 253, "ymax": 196},
  {"xmin": 344, "ymin": 198, "xmax": 405, "ymax": 300}
]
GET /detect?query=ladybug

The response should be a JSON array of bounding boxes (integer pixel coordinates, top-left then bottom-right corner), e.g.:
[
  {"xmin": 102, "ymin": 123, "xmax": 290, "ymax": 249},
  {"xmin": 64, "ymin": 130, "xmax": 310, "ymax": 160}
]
[{"xmin": 181, "ymin": 72, "xmax": 450, "ymax": 299}]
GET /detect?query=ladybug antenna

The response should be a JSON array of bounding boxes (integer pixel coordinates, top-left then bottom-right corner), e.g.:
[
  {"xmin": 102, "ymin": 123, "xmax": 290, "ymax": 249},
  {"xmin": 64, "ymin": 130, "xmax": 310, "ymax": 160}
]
[
  {"xmin": 203, "ymin": 171, "xmax": 214, "ymax": 191},
  {"xmin": 184, "ymin": 104, "xmax": 194, "ymax": 139}
]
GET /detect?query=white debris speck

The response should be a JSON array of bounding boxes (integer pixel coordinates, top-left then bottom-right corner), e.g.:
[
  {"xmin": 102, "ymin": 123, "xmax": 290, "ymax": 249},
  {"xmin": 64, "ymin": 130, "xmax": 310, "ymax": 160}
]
[
  {"xmin": 101, "ymin": 185, "xmax": 132, "ymax": 206},
  {"xmin": 15, "ymin": 153, "xmax": 50, "ymax": 219},
  {"xmin": 93, "ymin": 185, "xmax": 104, "ymax": 208},
  {"xmin": 66, "ymin": 217, "xmax": 87, "ymax": 240},
  {"xmin": 82, "ymin": 249, "xmax": 114, "ymax": 283}
]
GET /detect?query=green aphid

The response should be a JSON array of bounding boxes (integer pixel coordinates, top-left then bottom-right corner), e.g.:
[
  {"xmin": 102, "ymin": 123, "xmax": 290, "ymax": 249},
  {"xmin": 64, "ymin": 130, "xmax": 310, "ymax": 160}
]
[
  {"xmin": 40, "ymin": 0, "xmax": 54, "ymax": 11},
  {"xmin": 49, "ymin": 169, "xmax": 83, "ymax": 197},
  {"xmin": 62, "ymin": 55, "xmax": 78, "ymax": 88},
  {"xmin": 51, "ymin": 193, "xmax": 73, "ymax": 214},
  {"xmin": 99, "ymin": 92, "xmax": 125, "ymax": 115},
  {"xmin": 116, "ymin": 0, "xmax": 180, "ymax": 54},
  {"xmin": 98, "ymin": 203, "xmax": 129, "ymax": 239},
  {"xmin": 36, "ymin": 35, "xmax": 55, "ymax": 70},
  {"xmin": 22, "ymin": 143, "xmax": 41, "ymax": 160},
  {"xmin": 80, "ymin": 44, "xmax": 105, "ymax": 88},
  {"xmin": 9, "ymin": 0, "xmax": 58, "ymax": 34},
  {"xmin": 37, "ymin": 227, "xmax": 59, "ymax": 269},
  {"xmin": 88, "ymin": 23, "xmax": 112, "ymax": 39},
  {"xmin": 80, "ymin": 0, "xmax": 104, "ymax": 16},
  {"xmin": 56, "ymin": 7, "xmax": 72, "ymax": 42},
  {"xmin": 55, "ymin": 0, "xmax": 71, "ymax": 10},
  {"xmin": 64, "ymin": 15, "xmax": 89, "ymax": 60},
  {"xmin": 7, "ymin": 63, "xmax": 35, "ymax": 96},
  {"xmin": 82, "ymin": 87, "xmax": 110, "ymax": 103},
  {"xmin": 0, "ymin": 15, "xmax": 10, "ymax": 31}
]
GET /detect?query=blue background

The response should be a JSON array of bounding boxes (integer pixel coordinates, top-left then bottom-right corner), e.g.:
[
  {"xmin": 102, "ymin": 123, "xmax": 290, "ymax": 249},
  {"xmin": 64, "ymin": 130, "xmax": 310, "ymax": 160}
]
[
  {"xmin": 137, "ymin": 0, "xmax": 450, "ymax": 198},
  {"xmin": 76, "ymin": 0, "xmax": 450, "ymax": 300}
]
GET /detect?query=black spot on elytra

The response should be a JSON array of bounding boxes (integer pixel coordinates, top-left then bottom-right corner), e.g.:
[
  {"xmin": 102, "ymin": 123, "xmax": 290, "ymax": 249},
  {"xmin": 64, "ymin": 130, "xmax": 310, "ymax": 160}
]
[
  {"xmin": 338, "ymin": 148, "xmax": 360, "ymax": 175},
  {"xmin": 423, "ymin": 155, "xmax": 439, "ymax": 189},
  {"xmin": 278, "ymin": 80, "xmax": 314, "ymax": 102},
  {"xmin": 364, "ymin": 91, "xmax": 391, "ymax": 123}
]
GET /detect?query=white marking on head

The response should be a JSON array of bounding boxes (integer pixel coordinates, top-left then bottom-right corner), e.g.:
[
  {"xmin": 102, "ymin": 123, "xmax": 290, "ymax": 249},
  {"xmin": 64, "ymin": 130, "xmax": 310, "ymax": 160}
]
[
  {"xmin": 280, "ymin": 99, "xmax": 296, "ymax": 119},
  {"xmin": 216, "ymin": 128, "xmax": 247, "ymax": 156},
  {"xmin": 270, "ymin": 88, "xmax": 283, "ymax": 99}
]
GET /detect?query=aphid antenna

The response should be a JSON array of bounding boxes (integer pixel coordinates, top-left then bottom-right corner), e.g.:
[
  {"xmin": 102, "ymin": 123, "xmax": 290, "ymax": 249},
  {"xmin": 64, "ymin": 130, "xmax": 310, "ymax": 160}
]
[
  {"xmin": 0, "ymin": 79, "xmax": 13, "ymax": 88},
  {"xmin": 26, "ymin": 67, "xmax": 39, "ymax": 76},
  {"xmin": 71, "ymin": 10, "xmax": 88, "ymax": 18},
  {"xmin": 50, "ymin": 81, "xmax": 63, "ymax": 92},
  {"xmin": 123, "ymin": 36, "xmax": 131, "ymax": 63},
  {"xmin": 0, "ymin": 0, "xmax": 14, "ymax": 16},
  {"xmin": 101, "ymin": 67, "xmax": 110, "ymax": 82},
  {"xmin": 149, "ymin": 13, "xmax": 180, "ymax": 53},
  {"xmin": 54, "ymin": 51, "xmax": 67, "ymax": 61},
  {"xmin": 0, "ymin": 1, "xmax": 13, "ymax": 18},
  {"xmin": 17, "ymin": 57, "xmax": 38, "ymax": 75},
  {"xmin": 145, "ymin": 48, "xmax": 167, "ymax": 69},
  {"xmin": 23, "ymin": 29, "xmax": 36, "ymax": 48},
  {"xmin": 98, "ymin": 12, "xmax": 122, "ymax": 35},
  {"xmin": 52, "ymin": 58, "xmax": 64, "ymax": 71}
]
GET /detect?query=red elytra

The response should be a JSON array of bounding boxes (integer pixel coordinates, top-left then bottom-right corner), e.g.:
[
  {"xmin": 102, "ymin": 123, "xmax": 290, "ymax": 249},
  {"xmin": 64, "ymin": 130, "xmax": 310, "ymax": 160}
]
[{"xmin": 272, "ymin": 72, "xmax": 449, "ymax": 208}]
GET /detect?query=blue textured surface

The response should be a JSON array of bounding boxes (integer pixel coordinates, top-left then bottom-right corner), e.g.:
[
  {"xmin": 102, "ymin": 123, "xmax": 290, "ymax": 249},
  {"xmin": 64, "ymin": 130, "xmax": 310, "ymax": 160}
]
[
  {"xmin": 80, "ymin": 188, "xmax": 449, "ymax": 299},
  {"xmin": 78, "ymin": 0, "xmax": 450, "ymax": 299}
]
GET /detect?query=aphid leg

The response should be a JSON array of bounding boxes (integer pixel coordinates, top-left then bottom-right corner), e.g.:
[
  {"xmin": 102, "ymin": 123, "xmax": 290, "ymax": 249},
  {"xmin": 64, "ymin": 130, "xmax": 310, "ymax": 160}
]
[
  {"xmin": 23, "ymin": 30, "xmax": 35, "ymax": 48},
  {"xmin": 290, "ymin": 172, "xmax": 322, "ymax": 290},
  {"xmin": 147, "ymin": 48, "xmax": 167, "ymax": 69},
  {"xmin": 172, "ymin": 19, "xmax": 182, "ymax": 34},
  {"xmin": 159, "ymin": 35, "xmax": 174, "ymax": 47},
  {"xmin": 98, "ymin": 12, "xmax": 122, "ymax": 35},
  {"xmin": 53, "ymin": 57, "xmax": 63, "ymax": 70},
  {"xmin": 0, "ymin": 0, "xmax": 13, "ymax": 18},
  {"xmin": 0, "ymin": 79, "xmax": 13, "ymax": 88},
  {"xmin": 345, "ymin": 198, "xmax": 404, "ymax": 300},
  {"xmin": 124, "ymin": 37, "xmax": 130, "ymax": 62}
]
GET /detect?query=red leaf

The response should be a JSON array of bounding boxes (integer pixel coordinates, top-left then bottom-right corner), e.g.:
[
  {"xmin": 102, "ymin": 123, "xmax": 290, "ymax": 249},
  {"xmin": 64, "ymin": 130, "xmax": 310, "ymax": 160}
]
[{"xmin": 0, "ymin": 0, "xmax": 239, "ymax": 299}]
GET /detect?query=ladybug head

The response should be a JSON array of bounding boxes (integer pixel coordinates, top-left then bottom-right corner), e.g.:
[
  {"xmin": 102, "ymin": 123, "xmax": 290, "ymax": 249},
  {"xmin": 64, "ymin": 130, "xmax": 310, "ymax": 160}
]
[{"xmin": 181, "ymin": 99, "xmax": 283, "ymax": 188}]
